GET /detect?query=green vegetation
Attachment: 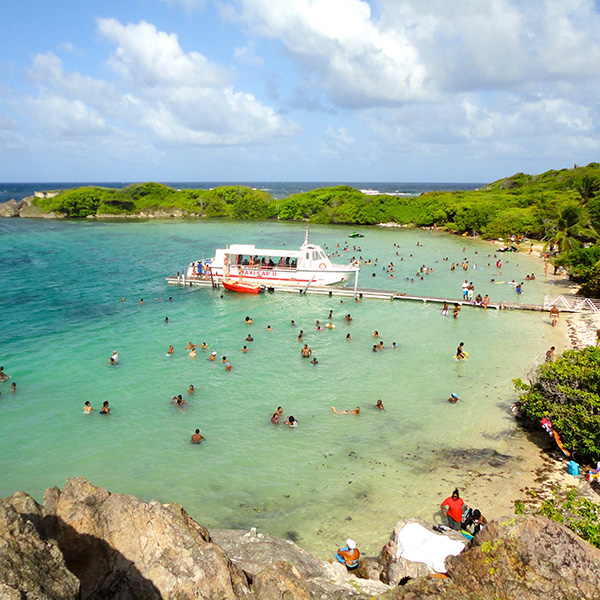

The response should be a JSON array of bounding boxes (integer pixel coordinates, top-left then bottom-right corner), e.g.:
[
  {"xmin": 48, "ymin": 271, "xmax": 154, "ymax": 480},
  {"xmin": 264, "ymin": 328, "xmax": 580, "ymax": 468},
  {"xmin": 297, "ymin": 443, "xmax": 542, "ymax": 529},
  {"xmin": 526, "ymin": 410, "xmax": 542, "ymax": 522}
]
[
  {"xmin": 514, "ymin": 346, "xmax": 600, "ymax": 464},
  {"xmin": 33, "ymin": 183, "xmax": 273, "ymax": 220},
  {"xmin": 30, "ymin": 163, "xmax": 600, "ymax": 293},
  {"xmin": 536, "ymin": 487, "xmax": 600, "ymax": 549}
]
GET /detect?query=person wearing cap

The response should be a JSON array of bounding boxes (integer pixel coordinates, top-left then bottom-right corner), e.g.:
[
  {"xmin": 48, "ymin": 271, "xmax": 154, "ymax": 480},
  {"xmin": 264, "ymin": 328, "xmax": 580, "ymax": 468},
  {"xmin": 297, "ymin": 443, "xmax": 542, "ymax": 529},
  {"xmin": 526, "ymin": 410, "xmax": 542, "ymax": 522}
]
[
  {"xmin": 335, "ymin": 538, "xmax": 360, "ymax": 570},
  {"xmin": 448, "ymin": 393, "xmax": 460, "ymax": 403},
  {"xmin": 209, "ymin": 352, "xmax": 217, "ymax": 361}
]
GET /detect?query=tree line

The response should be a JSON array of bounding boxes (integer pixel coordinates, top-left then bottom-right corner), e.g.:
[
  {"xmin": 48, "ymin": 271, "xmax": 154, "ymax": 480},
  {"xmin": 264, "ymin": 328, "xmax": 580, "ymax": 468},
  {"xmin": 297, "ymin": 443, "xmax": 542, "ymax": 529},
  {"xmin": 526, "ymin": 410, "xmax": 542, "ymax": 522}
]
[{"xmin": 33, "ymin": 162, "xmax": 600, "ymax": 295}]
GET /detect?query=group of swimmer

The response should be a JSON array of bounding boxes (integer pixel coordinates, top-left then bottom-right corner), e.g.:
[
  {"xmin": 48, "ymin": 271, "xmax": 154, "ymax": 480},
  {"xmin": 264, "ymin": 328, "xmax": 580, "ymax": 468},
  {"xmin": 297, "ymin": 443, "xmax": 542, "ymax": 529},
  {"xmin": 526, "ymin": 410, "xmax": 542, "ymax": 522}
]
[
  {"xmin": 270, "ymin": 407, "xmax": 297, "ymax": 426},
  {"xmin": 83, "ymin": 400, "xmax": 111, "ymax": 414},
  {"xmin": 0, "ymin": 366, "xmax": 16, "ymax": 397}
]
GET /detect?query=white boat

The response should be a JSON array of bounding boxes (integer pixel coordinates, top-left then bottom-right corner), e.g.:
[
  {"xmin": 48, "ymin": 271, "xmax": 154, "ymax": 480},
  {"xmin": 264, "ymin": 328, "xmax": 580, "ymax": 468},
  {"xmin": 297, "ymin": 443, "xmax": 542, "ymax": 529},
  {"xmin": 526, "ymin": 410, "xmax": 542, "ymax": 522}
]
[{"xmin": 185, "ymin": 229, "xmax": 358, "ymax": 287}]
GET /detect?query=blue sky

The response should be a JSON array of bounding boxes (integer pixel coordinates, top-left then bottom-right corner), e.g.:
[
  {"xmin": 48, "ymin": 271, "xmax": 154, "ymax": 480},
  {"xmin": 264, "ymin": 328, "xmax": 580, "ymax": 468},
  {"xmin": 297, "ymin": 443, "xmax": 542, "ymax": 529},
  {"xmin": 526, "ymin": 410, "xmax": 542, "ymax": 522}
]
[{"xmin": 1, "ymin": 0, "xmax": 600, "ymax": 183}]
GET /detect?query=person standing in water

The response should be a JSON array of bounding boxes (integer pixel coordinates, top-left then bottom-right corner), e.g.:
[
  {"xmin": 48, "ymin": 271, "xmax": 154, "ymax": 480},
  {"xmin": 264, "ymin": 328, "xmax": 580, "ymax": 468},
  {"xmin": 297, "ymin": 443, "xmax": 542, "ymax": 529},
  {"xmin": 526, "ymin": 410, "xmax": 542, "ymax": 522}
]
[
  {"xmin": 191, "ymin": 429, "xmax": 204, "ymax": 443},
  {"xmin": 456, "ymin": 342, "xmax": 467, "ymax": 360},
  {"xmin": 550, "ymin": 306, "xmax": 560, "ymax": 327},
  {"xmin": 441, "ymin": 489, "xmax": 464, "ymax": 530}
]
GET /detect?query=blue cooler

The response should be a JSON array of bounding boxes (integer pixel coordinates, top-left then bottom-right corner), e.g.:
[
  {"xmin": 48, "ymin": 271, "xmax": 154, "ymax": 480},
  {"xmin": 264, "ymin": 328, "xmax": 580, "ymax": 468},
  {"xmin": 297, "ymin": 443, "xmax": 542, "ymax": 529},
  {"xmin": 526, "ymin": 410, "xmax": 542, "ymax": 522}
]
[{"xmin": 568, "ymin": 461, "xmax": 580, "ymax": 476}]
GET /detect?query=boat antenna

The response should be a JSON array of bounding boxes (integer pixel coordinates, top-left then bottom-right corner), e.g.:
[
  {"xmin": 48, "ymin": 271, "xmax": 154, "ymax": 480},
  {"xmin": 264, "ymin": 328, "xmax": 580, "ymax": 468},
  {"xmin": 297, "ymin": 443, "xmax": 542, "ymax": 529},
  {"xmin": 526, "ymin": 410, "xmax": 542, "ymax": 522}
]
[{"xmin": 305, "ymin": 226, "xmax": 309, "ymax": 245}]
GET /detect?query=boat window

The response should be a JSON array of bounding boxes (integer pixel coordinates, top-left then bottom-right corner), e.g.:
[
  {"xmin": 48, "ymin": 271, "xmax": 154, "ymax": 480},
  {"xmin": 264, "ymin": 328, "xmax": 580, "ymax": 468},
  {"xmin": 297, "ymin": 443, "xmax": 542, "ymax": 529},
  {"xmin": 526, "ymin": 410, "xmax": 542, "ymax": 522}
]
[{"xmin": 290, "ymin": 258, "xmax": 297, "ymax": 268}]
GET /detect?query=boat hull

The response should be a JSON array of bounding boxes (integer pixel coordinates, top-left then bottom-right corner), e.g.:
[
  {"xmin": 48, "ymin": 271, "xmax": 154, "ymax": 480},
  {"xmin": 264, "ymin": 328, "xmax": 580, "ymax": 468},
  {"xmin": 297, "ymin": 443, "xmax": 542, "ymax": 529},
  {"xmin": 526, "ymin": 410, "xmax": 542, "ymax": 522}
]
[
  {"xmin": 222, "ymin": 280, "xmax": 264, "ymax": 294},
  {"xmin": 211, "ymin": 266, "xmax": 355, "ymax": 287}
]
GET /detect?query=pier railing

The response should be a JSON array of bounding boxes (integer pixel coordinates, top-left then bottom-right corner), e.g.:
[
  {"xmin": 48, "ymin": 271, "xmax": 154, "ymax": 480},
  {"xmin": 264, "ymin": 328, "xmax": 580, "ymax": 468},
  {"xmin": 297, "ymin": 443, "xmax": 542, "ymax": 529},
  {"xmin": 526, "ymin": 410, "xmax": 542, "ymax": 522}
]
[{"xmin": 543, "ymin": 295, "xmax": 600, "ymax": 313}]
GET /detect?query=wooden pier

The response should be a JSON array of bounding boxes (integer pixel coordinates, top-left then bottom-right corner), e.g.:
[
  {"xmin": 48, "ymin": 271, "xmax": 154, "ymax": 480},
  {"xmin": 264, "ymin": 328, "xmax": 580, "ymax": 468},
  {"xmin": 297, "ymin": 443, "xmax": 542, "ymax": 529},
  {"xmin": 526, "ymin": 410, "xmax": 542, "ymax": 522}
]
[{"xmin": 166, "ymin": 275, "xmax": 572, "ymax": 312}]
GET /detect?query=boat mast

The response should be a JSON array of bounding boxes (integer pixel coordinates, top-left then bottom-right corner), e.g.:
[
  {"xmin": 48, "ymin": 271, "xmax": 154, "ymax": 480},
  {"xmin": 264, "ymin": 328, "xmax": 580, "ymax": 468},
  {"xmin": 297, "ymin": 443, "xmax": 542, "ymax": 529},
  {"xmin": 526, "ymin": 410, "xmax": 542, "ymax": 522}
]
[{"xmin": 304, "ymin": 226, "xmax": 309, "ymax": 246}]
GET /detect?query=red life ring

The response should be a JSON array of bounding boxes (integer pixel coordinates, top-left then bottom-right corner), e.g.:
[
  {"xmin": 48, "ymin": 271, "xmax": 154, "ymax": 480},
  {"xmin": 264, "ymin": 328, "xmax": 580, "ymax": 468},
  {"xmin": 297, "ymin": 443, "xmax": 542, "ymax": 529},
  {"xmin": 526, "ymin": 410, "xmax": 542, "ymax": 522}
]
[{"xmin": 319, "ymin": 263, "xmax": 327, "ymax": 270}]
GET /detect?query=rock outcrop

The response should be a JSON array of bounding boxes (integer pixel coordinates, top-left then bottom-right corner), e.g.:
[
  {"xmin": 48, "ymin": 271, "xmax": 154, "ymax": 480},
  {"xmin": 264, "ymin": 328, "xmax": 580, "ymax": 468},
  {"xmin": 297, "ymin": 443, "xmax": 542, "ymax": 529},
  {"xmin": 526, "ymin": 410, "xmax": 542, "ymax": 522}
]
[
  {"xmin": 2, "ymin": 479, "xmax": 600, "ymax": 600},
  {"xmin": 0, "ymin": 196, "xmax": 63, "ymax": 218},
  {"xmin": 0, "ymin": 501, "xmax": 79, "ymax": 599}
]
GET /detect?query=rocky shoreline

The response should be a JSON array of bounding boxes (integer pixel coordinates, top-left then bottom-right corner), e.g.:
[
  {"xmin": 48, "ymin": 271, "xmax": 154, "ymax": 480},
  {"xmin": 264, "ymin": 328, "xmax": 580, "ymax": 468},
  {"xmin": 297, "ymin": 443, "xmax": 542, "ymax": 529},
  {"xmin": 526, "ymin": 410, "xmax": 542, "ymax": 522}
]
[{"xmin": 2, "ymin": 477, "xmax": 600, "ymax": 600}]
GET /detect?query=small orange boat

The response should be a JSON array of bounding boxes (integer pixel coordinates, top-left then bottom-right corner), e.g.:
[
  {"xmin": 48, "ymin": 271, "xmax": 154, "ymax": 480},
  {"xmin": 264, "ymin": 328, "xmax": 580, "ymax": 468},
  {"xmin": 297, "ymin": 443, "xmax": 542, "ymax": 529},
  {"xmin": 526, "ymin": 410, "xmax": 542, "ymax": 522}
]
[{"xmin": 222, "ymin": 279, "xmax": 264, "ymax": 294}]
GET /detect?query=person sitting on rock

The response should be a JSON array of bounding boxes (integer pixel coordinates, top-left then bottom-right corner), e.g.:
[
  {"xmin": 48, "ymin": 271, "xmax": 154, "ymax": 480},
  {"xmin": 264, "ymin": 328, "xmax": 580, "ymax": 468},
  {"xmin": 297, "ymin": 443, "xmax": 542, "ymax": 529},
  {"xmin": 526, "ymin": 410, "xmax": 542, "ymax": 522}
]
[
  {"xmin": 462, "ymin": 508, "xmax": 487, "ymax": 535},
  {"xmin": 335, "ymin": 538, "xmax": 360, "ymax": 570}
]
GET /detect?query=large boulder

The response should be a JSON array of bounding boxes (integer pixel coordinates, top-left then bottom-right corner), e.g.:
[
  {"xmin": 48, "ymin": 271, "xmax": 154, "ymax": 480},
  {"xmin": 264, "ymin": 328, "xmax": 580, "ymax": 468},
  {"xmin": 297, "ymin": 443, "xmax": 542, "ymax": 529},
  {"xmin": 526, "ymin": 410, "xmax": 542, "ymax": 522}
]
[
  {"xmin": 0, "ymin": 199, "xmax": 22, "ymax": 217},
  {"xmin": 40, "ymin": 477, "xmax": 250, "ymax": 600},
  {"xmin": 0, "ymin": 501, "xmax": 79, "ymax": 599},
  {"xmin": 384, "ymin": 514, "xmax": 600, "ymax": 600},
  {"xmin": 446, "ymin": 514, "xmax": 600, "ymax": 600},
  {"xmin": 211, "ymin": 527, "xmax": 391, "ymax": 599}
]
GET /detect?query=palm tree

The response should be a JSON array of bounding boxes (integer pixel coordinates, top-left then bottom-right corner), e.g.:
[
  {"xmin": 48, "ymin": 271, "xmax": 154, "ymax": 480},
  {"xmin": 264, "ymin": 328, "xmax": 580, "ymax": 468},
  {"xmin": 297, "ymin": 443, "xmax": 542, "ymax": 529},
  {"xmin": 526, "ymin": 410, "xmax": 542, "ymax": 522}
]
[
  {"xmin": 544, "ymin": 204, "xmax": 599, "ymax": 254},
  {"xmin": 576, "ymin": 175, "xmax": 600, "ymax": 204}
]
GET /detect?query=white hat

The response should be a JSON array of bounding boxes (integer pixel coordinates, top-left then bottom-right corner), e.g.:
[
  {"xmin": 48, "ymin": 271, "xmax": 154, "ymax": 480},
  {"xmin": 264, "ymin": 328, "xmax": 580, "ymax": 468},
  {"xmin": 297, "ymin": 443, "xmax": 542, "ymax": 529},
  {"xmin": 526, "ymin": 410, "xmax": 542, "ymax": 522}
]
[
  {"xmin": 346, "ymin": 538, "xmax": 356, "ymax": 549},
  {"xmin": 211, "ymin": 351, "xmax": 217, "ymax": 355}
]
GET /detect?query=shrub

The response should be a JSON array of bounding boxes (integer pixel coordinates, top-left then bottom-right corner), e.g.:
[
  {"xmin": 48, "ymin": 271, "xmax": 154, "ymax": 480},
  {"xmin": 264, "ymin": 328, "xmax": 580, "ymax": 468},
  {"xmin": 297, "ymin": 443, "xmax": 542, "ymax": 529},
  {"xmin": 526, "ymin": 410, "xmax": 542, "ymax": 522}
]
[{"xmin": 514, "ymin": 346, "xmax": 600, "ymax": 463}]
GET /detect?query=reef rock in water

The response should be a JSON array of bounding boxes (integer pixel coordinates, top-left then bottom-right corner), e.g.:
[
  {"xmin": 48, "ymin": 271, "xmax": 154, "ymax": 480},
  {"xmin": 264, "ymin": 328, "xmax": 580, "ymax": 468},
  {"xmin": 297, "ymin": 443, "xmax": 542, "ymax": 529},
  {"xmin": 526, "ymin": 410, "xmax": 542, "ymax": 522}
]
[{"xmin": 1, "ymin": 477, "xmax": 600, "ymax": 600}]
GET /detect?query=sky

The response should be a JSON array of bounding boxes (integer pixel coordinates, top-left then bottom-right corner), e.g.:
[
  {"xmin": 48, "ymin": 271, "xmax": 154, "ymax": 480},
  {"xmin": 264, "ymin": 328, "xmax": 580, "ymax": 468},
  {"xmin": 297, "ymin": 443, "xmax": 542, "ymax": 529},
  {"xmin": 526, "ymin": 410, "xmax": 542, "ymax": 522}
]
[{"xmin": 1, "ymin": 0, "xmax": 600, "ymax": 183}]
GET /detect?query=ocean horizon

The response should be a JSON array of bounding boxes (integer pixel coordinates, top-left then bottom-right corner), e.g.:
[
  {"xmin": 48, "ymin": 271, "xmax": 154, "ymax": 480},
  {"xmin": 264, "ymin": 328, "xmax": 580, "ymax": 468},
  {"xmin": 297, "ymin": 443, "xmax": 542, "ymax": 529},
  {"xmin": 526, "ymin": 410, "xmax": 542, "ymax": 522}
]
[{"xmin": 0, "ymin": 181, "xmax": 484, "ymax": 205}]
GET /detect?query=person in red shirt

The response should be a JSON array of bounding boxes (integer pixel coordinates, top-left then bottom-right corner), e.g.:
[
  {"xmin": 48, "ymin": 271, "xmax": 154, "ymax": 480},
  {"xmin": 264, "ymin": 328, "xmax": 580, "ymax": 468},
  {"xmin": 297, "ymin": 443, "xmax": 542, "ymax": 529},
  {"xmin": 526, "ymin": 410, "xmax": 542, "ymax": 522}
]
[{"xmin": 441, "ymin": 489, "xmax": 465, "ymax": 530}]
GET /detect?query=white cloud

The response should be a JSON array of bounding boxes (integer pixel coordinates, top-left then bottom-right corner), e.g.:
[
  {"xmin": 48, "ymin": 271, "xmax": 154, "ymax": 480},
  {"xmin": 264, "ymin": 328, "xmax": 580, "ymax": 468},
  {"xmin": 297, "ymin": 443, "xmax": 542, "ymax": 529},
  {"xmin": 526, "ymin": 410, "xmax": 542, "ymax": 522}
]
[
  {"xmin": 21, "ymin": 19, "xmax": 294, "ymax": 152},
  {"xmin": 321, "ymin": 125, "xmax": 353, "ymax": 157},
  {"xmin": 229, "ymin": 0, "xmax": 600, "ymax": 103},
  {"xmin": 229, "ymin": 0, "xmax": 429, "ymax": 107},
  {"xmin": 234, "ymin": 42, "xmax": 264, "ymax": 67}
]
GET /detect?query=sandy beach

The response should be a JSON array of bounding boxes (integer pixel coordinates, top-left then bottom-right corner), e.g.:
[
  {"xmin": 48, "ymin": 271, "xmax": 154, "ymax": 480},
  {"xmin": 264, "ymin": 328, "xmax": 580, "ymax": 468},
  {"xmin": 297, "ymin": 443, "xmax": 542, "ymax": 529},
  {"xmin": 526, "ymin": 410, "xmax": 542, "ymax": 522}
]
[{"xmin": 459, "ymin": 246, "xmax": 600, "ymax": 524}]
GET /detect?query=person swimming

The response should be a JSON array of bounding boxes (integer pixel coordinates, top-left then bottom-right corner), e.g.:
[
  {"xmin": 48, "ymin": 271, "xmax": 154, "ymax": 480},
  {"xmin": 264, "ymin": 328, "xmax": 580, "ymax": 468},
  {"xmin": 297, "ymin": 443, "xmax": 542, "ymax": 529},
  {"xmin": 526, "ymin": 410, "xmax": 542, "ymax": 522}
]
[
  {"xmin": 331, "ymin": 407, "xmax": 360, "ymax": 415},
  {"xmin": 100, "ymin": 401, "xmax": 110, "ymax": 415},
  {"xmin": 166, "ymin": 345, "xmax": 174, "ymax": 355},
  {"xmin": 448, "ymin": 393, "xmax": 460, "ymax": 403},
  {"xmin": 284, "ymin": 415, "xmax": 298, "ymax": 427},
  {"xmin": 375, "ymin": 400, "xmax": 385, "ymax": 410},
  {"xmin": 310, "ymin": 357, "xmax": 318, "ymax": 364},
  {"xmin": 271, "ymin": 407, "xmax": 283, "ymax": 423},
  {"xmin": 84, "ymin": 401, "xmax": 93, "ymax": 414}
]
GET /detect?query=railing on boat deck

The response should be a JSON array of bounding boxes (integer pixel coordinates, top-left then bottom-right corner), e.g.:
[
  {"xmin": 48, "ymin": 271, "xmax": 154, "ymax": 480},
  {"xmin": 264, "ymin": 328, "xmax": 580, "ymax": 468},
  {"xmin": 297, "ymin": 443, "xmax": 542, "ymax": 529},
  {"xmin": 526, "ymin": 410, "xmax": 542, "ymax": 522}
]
[{"xmin": 543, "ymin": 295, "xmax": 600, "ymax": 313}]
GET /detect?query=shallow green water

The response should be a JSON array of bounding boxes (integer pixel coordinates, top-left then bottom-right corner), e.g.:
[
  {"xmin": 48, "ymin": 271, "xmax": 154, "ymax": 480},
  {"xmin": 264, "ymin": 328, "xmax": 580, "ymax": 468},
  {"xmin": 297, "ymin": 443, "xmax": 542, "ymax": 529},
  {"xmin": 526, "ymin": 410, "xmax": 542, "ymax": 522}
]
[{"xmin": 0, "ymin": 219, "xmax": 566, "ymax": 556}]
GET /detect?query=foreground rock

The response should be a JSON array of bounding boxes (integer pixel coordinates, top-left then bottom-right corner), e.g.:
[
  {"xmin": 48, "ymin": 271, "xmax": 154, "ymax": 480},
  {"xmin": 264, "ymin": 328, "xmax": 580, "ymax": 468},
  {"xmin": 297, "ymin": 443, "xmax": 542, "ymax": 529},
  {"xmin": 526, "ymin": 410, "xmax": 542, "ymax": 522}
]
[
  {"xmin": 0, "ymin": 478, "xmax": 388, "ymax": 599},
  {"xmin": 0, "ymin": 501, "xmax": 79, "ymax": 599},
  {"xmin": 2, "ymin": 478, "xmax": 600, "ymax": 600},
  {"xmin": 386, "ymin": 514, "xmax": 600, "ymax": 600}
]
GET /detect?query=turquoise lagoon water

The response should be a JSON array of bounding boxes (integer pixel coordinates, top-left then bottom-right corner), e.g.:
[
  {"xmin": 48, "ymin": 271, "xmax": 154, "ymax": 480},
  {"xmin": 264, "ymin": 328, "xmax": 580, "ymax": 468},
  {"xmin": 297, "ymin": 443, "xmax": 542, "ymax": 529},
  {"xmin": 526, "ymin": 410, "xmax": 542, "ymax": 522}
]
[{"xmin": 0, "ymin": 219, "xmax": 566, "ymax": 556}]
